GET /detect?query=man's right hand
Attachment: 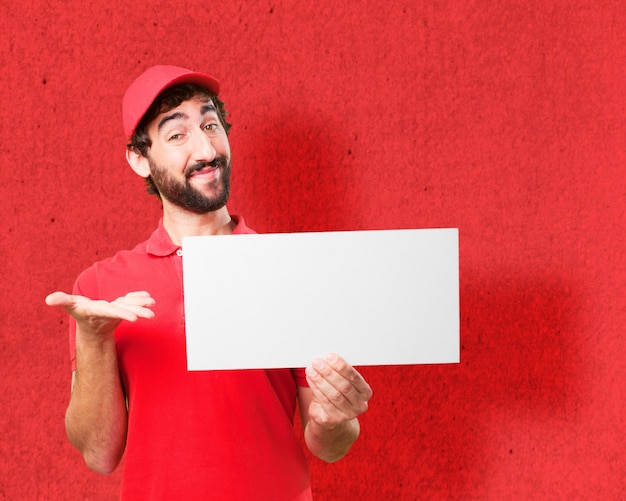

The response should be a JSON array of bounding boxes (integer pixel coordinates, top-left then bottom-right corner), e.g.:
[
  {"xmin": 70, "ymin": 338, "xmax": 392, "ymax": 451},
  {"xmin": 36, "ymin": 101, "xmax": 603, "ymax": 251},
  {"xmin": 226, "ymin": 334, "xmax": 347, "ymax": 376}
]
[{"xmin": 45, "ymin": 290, "xmax": 156, "ymax": 338}]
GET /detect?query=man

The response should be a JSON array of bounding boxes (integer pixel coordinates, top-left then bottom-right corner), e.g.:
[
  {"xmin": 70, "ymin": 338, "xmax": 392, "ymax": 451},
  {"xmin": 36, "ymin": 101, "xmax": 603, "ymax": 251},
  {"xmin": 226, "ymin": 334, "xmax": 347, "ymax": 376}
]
[{"xmin": 46, "ymin": 65, "xmax": 372, "ymax": 500}]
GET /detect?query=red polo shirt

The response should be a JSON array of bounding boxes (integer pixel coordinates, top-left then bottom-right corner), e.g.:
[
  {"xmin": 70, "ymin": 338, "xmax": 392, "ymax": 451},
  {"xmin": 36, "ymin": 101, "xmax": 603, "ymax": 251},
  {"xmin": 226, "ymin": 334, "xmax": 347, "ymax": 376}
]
[{"xmin": 70, "ymin": 216, "xmax": 312, "ymax": 500}]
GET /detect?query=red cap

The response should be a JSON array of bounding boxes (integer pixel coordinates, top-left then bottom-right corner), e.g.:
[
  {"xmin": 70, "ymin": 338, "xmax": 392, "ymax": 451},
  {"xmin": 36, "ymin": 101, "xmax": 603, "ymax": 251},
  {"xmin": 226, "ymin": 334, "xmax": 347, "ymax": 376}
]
[{"xmin": 122, "ymin": 65, "xmax": 221, "ymax": 137}]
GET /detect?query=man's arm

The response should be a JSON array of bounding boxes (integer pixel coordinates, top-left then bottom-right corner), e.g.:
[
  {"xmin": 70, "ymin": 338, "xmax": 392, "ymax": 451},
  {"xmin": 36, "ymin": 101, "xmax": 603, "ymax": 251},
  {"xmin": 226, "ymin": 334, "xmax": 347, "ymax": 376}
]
[
  {"xmin": 46, "ymin": 291, "xmax": 155, "ymax": 474},
  {"xmin": 298, "ymin": 353, "xmax": 372, "ymax": 462}
]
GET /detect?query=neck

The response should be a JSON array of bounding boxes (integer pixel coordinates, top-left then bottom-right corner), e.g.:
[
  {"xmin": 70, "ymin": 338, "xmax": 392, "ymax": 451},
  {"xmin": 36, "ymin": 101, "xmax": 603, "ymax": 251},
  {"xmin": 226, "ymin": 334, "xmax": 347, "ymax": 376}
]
[{"xmin": 161, "ymin": 202, "xmax": 235, "ymax": 245}]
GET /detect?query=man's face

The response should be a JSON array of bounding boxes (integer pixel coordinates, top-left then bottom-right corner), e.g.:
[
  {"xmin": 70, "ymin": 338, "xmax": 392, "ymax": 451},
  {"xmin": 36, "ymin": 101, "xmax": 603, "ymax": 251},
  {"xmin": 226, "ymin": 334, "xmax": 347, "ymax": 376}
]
[{"xmin": 145, "ymin": 96, "xmax": 231, "ymax": 214}]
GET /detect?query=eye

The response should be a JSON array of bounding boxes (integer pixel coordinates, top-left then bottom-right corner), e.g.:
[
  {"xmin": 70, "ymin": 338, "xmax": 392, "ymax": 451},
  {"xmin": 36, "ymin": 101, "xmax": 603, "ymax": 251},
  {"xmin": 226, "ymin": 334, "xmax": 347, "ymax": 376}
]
[
  {"xmin": 204, "ymin": 123, "xmax": 219, "ymax": 133},
  {"xmin": 165, "ymin": 128, "xmax": 187, "ymax": 142}
]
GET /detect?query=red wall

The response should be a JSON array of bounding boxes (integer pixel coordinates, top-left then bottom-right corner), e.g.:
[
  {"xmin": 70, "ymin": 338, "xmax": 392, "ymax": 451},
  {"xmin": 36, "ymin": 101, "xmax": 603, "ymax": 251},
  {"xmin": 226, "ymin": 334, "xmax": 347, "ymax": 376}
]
[{"xmin": 1, "ymin": 2, "xmax": 624, "ymax": 499}]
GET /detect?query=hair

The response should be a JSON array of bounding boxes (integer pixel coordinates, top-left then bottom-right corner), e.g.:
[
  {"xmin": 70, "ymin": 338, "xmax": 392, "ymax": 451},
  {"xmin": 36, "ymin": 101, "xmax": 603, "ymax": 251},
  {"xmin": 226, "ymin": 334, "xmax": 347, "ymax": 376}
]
[{"xmin": 127, "ymin": 83, "xmax": 232, "ymax": 197}]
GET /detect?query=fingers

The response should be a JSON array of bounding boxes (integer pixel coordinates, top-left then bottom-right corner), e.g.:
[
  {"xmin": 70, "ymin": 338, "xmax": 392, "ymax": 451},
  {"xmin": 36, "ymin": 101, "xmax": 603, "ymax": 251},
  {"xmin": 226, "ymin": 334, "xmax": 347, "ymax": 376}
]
[
  {"xmin": 305, "ymin": 353, "xmax": 372, "ymax": 423},
  {"xmin": 325, "ymin": 353, "xmax": 373, "ymax": 398},
  {"xmin": 113, "ymin": 291, "xmax": 156, "ymax": 311},
  {"xmin": 110, "ymin": 292, "xmax": 156, "ymax": 320}
]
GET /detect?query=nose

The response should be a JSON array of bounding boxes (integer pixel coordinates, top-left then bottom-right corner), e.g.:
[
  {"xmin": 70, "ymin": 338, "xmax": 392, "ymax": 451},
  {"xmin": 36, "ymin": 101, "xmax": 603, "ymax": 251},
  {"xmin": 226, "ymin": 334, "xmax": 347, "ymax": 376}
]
[{"xmin": 191, "ymin": 129, "xmax": 217, "ymax": 163}]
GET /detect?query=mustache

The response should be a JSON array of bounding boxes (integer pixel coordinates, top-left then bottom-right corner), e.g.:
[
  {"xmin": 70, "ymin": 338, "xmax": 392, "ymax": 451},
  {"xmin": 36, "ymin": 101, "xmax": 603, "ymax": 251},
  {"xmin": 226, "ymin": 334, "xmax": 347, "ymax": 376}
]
[{"xmin": 185, "ymin": 156, "xmax": 229, "ymax": 178}]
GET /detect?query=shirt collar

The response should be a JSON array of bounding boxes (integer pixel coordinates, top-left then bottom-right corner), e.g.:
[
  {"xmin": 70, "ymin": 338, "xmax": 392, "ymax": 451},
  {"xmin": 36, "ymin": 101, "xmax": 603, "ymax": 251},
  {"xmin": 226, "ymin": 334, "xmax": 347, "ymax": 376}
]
[
  {"xmin": 145, "ymin": 215, "xmax": 251, "ymax": 257},
  {"xmin": 145, "ymin": 219, "xmax": 178, "ymax": 257}
]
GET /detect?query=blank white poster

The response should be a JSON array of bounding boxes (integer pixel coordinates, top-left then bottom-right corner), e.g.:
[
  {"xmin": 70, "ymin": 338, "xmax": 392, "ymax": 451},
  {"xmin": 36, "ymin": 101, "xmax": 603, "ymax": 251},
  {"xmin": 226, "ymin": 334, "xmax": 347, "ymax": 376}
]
[{"xmin": 182, "ymin": 228, "xmax": 459, "ymax": 370}]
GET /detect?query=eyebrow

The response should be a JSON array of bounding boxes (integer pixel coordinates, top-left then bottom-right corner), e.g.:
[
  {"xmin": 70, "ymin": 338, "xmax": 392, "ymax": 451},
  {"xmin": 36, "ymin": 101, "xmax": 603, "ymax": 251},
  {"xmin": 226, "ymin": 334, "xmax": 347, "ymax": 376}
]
[
  {"xmin": 201, "ymin": 102, "xmax": 217, "ymax": 115},
  {"xmin": 157, "ymin": 102, "xmax": 218, "ymax": 133},
  {"xmin": 157, "ymin": 111, "xmax": 187, "ymax": 133}
]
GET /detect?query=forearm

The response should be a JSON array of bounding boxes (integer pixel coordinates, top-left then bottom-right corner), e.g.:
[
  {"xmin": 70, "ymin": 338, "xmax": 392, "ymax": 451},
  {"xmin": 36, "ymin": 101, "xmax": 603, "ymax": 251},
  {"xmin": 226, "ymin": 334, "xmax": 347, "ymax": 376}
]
[
  {"xmin": 304, "ymin": 416, "xmax": 360, "ymax": 463},
  {"xmin": 65, "ymin": 327, "xmax": 127, "ymax": 474}
]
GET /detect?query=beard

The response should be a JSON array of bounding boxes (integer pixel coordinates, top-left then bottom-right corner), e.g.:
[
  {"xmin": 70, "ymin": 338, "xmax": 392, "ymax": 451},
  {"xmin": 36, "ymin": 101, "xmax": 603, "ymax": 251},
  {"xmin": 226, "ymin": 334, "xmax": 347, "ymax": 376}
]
[{"xmin": 148, "ymin": 155, "xmax": 231, "ymax": 214}]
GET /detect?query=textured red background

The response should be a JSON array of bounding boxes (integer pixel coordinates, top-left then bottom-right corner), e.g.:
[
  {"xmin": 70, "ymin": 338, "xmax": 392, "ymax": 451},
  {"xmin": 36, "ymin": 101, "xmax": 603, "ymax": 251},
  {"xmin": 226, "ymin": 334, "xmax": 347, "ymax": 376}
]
[{"xmin": 1, "ymin": 2, "xmax": 624, "ymax": 499}]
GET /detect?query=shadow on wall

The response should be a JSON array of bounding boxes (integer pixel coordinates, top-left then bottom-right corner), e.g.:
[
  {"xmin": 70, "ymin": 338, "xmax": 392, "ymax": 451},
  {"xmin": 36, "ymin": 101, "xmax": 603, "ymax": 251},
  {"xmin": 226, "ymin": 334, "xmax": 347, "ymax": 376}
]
[
  {"xmin": 461, "ymin": 272, "xmax": 582, "ymax": 417},
  {"xmin": 234, "ymin": 107, "xmax": 361, "ymax": 234}
]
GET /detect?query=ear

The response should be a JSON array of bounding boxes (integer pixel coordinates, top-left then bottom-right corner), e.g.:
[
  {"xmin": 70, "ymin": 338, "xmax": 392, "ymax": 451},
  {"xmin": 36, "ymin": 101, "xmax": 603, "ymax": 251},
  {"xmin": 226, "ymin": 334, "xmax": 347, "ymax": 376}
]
[{"xmin": 126, "ymin": 148, "xmax": 151, "ymax": 178}]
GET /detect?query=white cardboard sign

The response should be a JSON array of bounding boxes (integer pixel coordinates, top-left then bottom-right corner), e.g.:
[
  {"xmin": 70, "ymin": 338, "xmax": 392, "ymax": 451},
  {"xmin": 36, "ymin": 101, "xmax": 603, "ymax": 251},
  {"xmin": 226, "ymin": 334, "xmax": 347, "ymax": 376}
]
[{"xmin": 182, "ymin": 228, "xmax": 459, "ymax": 370}]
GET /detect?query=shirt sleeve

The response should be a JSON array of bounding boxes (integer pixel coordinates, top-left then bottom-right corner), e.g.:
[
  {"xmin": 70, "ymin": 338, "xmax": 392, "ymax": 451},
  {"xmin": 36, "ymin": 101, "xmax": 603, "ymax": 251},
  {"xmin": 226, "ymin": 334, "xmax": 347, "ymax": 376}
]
[{"xmin": 291, "ymin": 368, "xmax": 309, "ymax": 387}]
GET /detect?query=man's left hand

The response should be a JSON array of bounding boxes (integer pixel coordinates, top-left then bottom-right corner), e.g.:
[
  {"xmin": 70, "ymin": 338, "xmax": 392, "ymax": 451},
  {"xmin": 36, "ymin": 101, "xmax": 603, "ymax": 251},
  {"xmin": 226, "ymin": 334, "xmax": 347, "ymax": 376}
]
[{"xmin": 305, "ymin": 353, "xmax": 372, "ymax": 428}]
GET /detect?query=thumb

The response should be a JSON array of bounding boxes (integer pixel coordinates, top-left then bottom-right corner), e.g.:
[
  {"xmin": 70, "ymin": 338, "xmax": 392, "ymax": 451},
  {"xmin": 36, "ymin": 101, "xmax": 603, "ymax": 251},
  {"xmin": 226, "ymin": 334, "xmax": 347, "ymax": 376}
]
[{"xmin": 45, "ymin": 291, "xmax": 73, "ymax": 308}]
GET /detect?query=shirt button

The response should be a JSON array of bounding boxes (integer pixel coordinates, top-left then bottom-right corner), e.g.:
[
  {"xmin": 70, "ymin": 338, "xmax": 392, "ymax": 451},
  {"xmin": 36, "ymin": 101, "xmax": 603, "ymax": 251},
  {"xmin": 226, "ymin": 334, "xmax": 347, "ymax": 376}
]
[{"xmin": 176, "ymin": 249, "xmax": 183, "ymax": 257}]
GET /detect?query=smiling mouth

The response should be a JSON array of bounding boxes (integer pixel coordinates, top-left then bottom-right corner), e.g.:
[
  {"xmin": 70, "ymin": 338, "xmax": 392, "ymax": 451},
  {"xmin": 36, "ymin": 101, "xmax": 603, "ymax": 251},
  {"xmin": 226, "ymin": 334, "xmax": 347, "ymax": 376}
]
[
  {"xmin": 189, "ymin": 165, "xmax": 217, "ymax": 177},
  {"xmin": 186, "ymin": 159, "xmax": 224, "ymax": 179}
]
